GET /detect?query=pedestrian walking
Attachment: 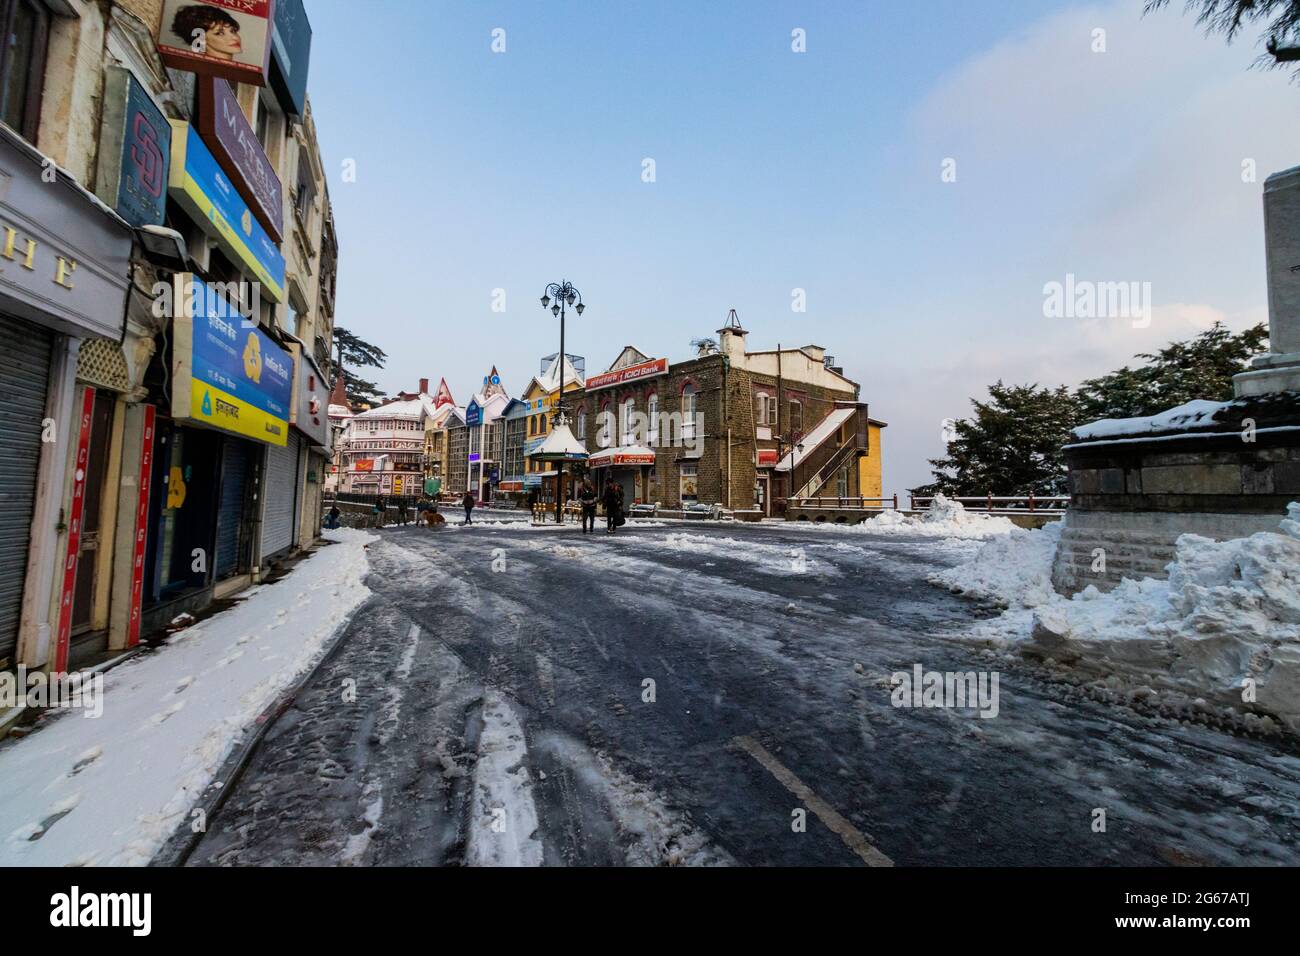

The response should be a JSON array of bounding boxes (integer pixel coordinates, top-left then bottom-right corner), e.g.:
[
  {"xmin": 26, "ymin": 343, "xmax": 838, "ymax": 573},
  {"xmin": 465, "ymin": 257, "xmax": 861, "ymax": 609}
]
[
  {"xmin": 373, "ymin": 495, "xmax": 387, "ymax": 529},
  {"xmin": 579, "ymin": 479, "xmax": 598, "ymax": 533},
  {"xmin": 601, "ymin": 481, "xmax": 624, "ymax": 535},
  {"xmin": 462, "ymin": 490, "xmax": 475, "ymax": 525},
  {"xmin": 325, "ymin": 503, "xmax": 341, "ymax": 530},
  {"xmin": 397, "ymin": 497, "xmax": 409, "ymax": 526}
]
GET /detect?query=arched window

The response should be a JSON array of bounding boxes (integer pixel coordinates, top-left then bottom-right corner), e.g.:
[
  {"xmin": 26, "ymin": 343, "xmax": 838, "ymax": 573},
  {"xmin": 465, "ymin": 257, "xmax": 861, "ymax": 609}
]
[
  {"xmin": 576, "ymin": 406, "xmax": 587, "ymax": 441},
  {"xmin": 789, "ymin": 399, "xmax": 803, "ymax": 436},
  {"xmin": 647, "ymin": 393, "xmax": 659, "ymax": 446},
  {"xmin": 621, "ymin": 397, "xmax": 636, "ymax": 445}
]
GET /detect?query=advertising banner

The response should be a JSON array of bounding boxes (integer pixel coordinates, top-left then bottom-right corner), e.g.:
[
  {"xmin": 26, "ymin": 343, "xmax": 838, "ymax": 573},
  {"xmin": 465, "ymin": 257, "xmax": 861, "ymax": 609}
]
[
  {"xmin": 53, "ymin": 387, "xmax": 96, "ymax": 673},
  {"xmin": 157, "ymin": 0, "xmax": 275, "ymax": 87},
  {"xmin": 199, "ymin": 77, "xmax": 283, "ymax": 241},
  {"xmin": 269, "ymin": 0, "xmax": 312, "ymax": 116},
  {"xmin": 585, "ymin": 357, "xmax": 668, "ymax": 392},
  {"xmin": 126, "ymin": 406, "xmax": 156, "ymax": 648},
  {"xmin": 171, "ymin": 275, "xmax": 293, "ymax": 446},
  {"xmin": 95, "ymin": 67, "xmax": 171, "ymax": 227},
  {"xmin": 168, "ymin": 121, "xmax": 286, "ymax": 301},
  {"xmin": 465, "ymin": 401, "xmax": 483, "ymax": 427}
]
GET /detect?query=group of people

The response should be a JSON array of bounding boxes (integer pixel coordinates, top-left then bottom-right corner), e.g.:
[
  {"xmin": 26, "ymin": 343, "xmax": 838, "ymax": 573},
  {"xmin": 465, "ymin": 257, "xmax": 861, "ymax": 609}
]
[
  {"xmin": 577, "ymin": 478, "xmax": 625, "ymax": 534},
  {"xmin": 327, "ymin": 481, "xmax": 629, "ymax": 533}
]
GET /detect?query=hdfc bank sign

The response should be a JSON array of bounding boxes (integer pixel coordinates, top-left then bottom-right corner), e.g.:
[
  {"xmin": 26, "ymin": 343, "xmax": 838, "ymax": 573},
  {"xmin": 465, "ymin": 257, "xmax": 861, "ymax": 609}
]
[{"xmin": 585, "ymin": 358, "xmax": 668, "ymax": 392}]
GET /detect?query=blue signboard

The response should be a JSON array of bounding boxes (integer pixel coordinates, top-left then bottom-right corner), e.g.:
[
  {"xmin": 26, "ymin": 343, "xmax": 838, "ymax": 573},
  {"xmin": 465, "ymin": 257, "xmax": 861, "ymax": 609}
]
[
  {"xmin": 97, "ymin": 68, "xmax": 170, "ymax": 227},
  {"xmin": 465, "ymin": 400, "xmax": 483, "ymax": 427},
  {"xmin": 169, "ymin": 122, "xmax": 286, "ymax": 302},
  {"xmin": 181, "ymin": 276, "xmax": 294, "ymax": 446}
]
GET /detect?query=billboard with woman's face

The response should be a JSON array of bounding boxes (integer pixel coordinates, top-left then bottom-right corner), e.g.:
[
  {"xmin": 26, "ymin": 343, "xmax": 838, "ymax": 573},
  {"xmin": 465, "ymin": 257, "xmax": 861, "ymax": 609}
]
[{"xmin": 157, "ymin": 0, "xmax": 275, "ymax": 86}]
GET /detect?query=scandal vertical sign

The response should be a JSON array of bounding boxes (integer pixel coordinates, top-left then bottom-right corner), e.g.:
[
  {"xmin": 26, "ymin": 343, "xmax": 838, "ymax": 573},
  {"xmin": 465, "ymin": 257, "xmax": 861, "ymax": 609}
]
[
  {"xmin": 127, "ymin": 406, "xmax": 157, "ymax": 648},
  {"xmin": 54, "ymin": 387, "xmax": 95, "ymax": 673}
]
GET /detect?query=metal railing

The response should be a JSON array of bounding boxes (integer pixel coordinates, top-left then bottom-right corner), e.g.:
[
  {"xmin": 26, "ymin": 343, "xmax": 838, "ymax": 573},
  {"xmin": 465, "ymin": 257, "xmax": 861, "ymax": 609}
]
[
  {"xmin": 787, "ymin": 495, "xmax": 899, "ymax": 511},
  {"xmin": 908, "ymin": 493, "xmax": 1070, "ymax": 514}
]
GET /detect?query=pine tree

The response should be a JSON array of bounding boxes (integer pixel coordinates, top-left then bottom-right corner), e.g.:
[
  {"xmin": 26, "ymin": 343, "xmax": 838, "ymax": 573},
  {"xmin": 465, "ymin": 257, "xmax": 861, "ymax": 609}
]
[
  {"xmin": 333, "ymin": 326, "xmax": 388, "ymax": 407},
  {"xmin": 1075, "ymin": 322, "xmax": 1267, "ymax": 420},
  {"xmin": 918, "ymin": 383, "xmax": 1083, "ymax": 496},
  {"xmin": 1145, "ymin": 1, "xmax": 1300, "ymax": 79}
]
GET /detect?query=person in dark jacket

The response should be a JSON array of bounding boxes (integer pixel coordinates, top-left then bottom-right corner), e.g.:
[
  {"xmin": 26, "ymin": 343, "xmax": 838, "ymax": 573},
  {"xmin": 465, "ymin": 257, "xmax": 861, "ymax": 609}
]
[
  {"xmin": 578, "ymin": 480, "xmax": 598, "ymax": 533},
  {"xmin": 373, "ymin": 495, "xmax": 387, "ymax": 529},
  {"xmin": 462, "ymin": 491, "xmax": 475, "ymax": 525},
  {"xmin": 601, "ymin": 481, "xmax": 624, "ymax": 534},
  {"xmin": 325, "ymin": 504, "xmax": 341, "ymax": 530},
  {"xmin": 396, "ymin": 497, "xmax": 410, "ymax": 526}
]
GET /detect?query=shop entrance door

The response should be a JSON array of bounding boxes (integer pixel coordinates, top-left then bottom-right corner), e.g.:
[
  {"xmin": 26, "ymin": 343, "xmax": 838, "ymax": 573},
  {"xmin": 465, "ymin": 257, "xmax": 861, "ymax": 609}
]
[{"xmin": 71, "ymin": 390, "xmax": 116, "ymax": 635}]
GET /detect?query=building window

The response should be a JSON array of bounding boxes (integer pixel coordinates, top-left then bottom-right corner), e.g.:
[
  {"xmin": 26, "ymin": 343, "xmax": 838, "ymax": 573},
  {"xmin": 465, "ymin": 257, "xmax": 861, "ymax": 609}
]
[
  {"xmin": 577, "ymin": 407, "xmax": 587, "ymax": 441},
  {"xmin": 646, "ymin": 393, "xmax": 658, "ymax": 446},
  {"xmin": 789, "ymin": 399, "xmax": 803, "ymax": 436},
  {"xmin": 0, "ymin": 0, "xmax": 50, "ymax": 143},
  {"xmin": 620, "ymin": 397, "xmax": 636, "ymax": 445},
  {"xmin": 680, "ymin": 463, "xmax": 698, "ymax": 503},
  {"xmin": 836, "ymin": 464, "xmax": 849, "ymax": 498},
  {"xmin": 294, "ymin": 149, "xmax": 317, "ymax": 227},
  {"xmin": 681, "ymin": 384, "xmax": 696, "ymax": 441},
  {"xmin": 755, "ymin": 392, "xmax": 769, "ymax": 425}
]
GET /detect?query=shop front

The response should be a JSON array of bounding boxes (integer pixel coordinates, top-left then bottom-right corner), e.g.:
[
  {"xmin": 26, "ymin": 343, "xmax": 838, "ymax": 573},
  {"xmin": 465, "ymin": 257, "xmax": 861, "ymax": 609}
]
[
  {"xmin": 289, "ymin": 345, "xmax": 330, "ymax": 546},
  {"xmin": 140, "ymin": 276, "xmax": 293, "ymax": 632},
  {"xmin": 0, "ymin": 126, "xmax": 133, "ymax": 672},
  {"xmin": 588, "ymin": 446, "xmax": 656, "ymax": 505}
]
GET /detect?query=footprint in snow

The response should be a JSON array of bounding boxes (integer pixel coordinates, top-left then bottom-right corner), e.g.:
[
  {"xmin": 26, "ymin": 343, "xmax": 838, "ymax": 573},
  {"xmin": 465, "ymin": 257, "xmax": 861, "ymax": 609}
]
[
  {"xmin": 148, "ymin": 701, "xmax": 185, "ymax": 725},
  {"xmin": 23, "ymin": 794, "xmax": 81, "ymax": 842},
  {"xmin": 173, "ymin": 676, "xmax": 194, "ymax": 695},
  {"xmin": 68, "ymin": 747, "xmax": 102, "ymax": 776}
]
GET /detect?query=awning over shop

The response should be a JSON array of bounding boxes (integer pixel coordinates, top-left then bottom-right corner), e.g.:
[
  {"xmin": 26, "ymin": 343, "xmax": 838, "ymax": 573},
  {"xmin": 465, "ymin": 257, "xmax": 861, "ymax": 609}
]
[{"xmin": 588, "ymin": 444, "xmax": 656, "ymax": 468}]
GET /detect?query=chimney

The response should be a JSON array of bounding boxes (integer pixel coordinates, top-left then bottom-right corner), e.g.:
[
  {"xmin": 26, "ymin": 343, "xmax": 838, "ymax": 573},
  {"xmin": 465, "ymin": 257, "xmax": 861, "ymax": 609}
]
[
  {"xmin": 419, "ymin": 377, "xmax": 429, "ymax": 395},
  {"xmin": 716, "ymin": 308, "xmax": 748, "ymax": 361},
  {"xmin": 1235, "ymin": 165, "xmax": 1300, "ymax": 396}
]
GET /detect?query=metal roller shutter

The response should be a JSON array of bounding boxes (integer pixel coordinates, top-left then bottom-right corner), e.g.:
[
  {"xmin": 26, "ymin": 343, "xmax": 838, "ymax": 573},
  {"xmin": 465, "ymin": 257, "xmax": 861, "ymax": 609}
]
[
  {"xmin": 262, "ymin": 433, "xmax": 299, "ymax": 558},
  {"xmin": 0, "ymin": 314, "xmax": 54, "ymax": 666},
  {"xmin": 215, "ymin": 438, "xmax": 252, "ymax": 579}
]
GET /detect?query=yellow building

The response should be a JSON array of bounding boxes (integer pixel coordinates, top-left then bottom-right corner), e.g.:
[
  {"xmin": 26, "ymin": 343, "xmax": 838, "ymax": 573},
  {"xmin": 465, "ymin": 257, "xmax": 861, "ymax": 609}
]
[
  {"xmin": 858, "ymin": 420, "xmax": 887, "ymax": 501},
  {"xmin": 522, "ymin": 354, "xmax": 585, "ymax": 481}
]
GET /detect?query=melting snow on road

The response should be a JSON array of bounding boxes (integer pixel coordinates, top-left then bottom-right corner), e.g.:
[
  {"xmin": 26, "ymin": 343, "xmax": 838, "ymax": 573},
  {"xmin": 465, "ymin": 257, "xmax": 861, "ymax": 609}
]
[
  {"xmin": 466, "ymin": 689, "xmax": 544, "ymax": 866},
  {"xmin": 932, "ymin": 504, "xmax": 1300, "ymax": 733},
  {"xmin": 0, "ymin": 528, "xmax": 375, "ymax": 866}
]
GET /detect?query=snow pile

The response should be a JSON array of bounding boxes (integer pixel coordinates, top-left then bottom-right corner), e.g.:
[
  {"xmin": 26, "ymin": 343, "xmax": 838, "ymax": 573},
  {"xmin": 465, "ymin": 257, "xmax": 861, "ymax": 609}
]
[
  {"xmin": 939, "ymin": 505, "xmax": 1300, "ymax": 732},
  {"xmin": 929, "ymin": 521, "xmax": 1062, "ymax": 608},
  {"xmin": 797, "ymin": 494, "xmax": 1020, "ymax": 539},
  {"xmin": 1071, "ymin": 399, "xmax": 1228, "ymax": 442},
  {"xmin": 0, "ymin": 528, "xmax": 375, "ymax": 866}
]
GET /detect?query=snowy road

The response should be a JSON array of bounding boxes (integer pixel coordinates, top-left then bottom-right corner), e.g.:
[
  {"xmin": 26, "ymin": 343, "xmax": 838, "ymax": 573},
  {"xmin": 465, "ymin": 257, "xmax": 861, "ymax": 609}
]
[{"xmin": 183, "ymin": 515, "xmax": 1300, "ymax": 866}]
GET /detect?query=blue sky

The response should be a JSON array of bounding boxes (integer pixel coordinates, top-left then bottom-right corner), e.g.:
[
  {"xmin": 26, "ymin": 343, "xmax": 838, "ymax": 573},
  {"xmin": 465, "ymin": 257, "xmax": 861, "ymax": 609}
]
[{"xmin": 305, "ymin": 0, "xmax": 1300, "ymax": 492}]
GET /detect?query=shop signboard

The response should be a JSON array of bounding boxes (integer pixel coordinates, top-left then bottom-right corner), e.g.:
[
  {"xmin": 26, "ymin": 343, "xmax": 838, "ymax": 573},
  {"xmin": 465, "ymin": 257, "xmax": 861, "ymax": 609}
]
[
  {"xmin": 170, "ymin": 275, "xmax": 293, "ymax": 446},
  {"xmin": 585, "ymin": 357, "xmax": 668, "ymax": 392},
  {"xmin": 53, "ymin": 387, "xmax": 96, "ymax": 672},
  {"xmin": 126, "ymin": 405, "xmax": 156, "ymax": 648},
  {"xmin": 95, "ymin": 67, "xmax": 171, "ymax": 227},
  {"xmin": 156, "ymin": 0, "xmax": 275, "ymax": 87},
  {"xmin": 198, "ymin": 77, "xmax": 283, "ymax": 241},
  {"xmin": 168, "ymin": 121, "xmax": 286, "ymax": 301}
]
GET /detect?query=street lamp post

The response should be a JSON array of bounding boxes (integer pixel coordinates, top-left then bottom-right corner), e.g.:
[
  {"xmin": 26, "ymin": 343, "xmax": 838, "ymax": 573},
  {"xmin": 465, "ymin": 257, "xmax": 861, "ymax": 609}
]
[{"xmin": 540, "ymin": 281, "xmax": 585, "ymax": 523}]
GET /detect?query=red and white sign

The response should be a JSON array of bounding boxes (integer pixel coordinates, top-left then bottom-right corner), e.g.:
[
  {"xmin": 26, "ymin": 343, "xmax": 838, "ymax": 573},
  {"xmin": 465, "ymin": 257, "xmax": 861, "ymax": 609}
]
[
  {"xmin": 54, "ymin": 387, "xmax": 96, "ymax": 673},
  {"xmin": 157, "ymin": 0, "xmax": 276, "ymax": 87},
  {"xmin": 757, "ymin": 449, "xmax": 779, "ymax": 466},
  {"xmin": 127, "ymin": 406, "xmax": 156, "ymax": 648},
  {"xmin": 585, "ymin": 357, "xmax": 668, "ymax": 392}
]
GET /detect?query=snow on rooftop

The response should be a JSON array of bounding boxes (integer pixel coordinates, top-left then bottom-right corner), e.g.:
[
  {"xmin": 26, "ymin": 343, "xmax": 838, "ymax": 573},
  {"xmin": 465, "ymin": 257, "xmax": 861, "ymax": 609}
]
[{"xmin": 1071, "ymin": 399, "xmax": 1230, "ymax": 442}]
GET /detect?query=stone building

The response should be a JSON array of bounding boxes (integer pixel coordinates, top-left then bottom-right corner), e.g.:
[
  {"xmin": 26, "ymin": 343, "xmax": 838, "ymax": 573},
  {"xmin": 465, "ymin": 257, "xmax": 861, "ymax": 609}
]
[{"xmin": 574, "ymin": 314, "xmax": 885, "ymax": 515}]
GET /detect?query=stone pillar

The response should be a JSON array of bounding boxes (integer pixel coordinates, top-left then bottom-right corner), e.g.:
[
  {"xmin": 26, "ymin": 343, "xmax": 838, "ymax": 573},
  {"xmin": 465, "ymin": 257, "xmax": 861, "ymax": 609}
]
[{"xmin": 1235, "ymin": 164, "xmax": 1300, "ymax": 396}]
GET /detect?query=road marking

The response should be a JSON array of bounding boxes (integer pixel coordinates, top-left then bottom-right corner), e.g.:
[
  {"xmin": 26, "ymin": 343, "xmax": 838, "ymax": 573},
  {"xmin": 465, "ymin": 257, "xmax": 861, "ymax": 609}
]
[{"xmin": 732, "ymin": 734, "xmax": 894, "ymax": 867}]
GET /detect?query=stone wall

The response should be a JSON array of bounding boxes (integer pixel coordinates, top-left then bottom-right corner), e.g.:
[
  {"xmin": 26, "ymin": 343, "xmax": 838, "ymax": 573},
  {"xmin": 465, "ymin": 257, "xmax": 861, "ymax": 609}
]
[{"xmin": 1054, "ymin": 395, "xmax": 1300, "ymax": 593}]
